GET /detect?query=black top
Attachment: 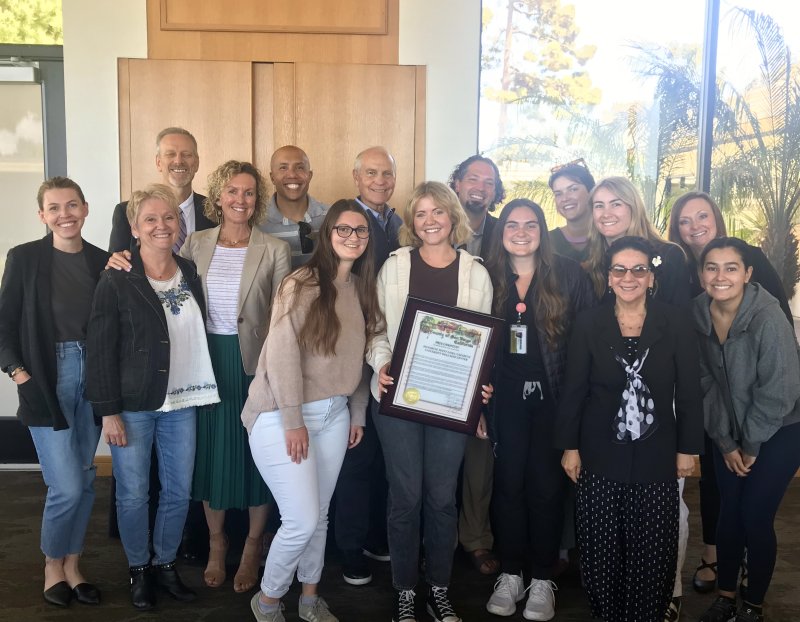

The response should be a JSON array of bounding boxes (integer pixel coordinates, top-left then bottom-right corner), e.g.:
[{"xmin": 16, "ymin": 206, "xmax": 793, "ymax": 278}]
[
  {"xmin": 51, "ymin": 248, "xmax": 95, "ymax": 341},
  {"xmin": 409, "ymin": 249, "xmax": 459, "ymax": 307},
  {"xmin": 554, "ymin": 300, "xmax": 704, "ymax": 483},
  {"xmin": 0, "ymin": 234, "xmax": 109, "ymax": 429},
  {"xmin": 688, "ymin": 242, "xmax": 793, "ymax": 326},
  {"xmin": 500, "ymin": 275, "xmax": 546, "ymax": 382},
  {"xmin": 359, "ymin": 199, "xmax": 402, "ymax": 272},
  {"xmin": 550, "ymin": 227, "xmax": 589, "ymax": 263}
]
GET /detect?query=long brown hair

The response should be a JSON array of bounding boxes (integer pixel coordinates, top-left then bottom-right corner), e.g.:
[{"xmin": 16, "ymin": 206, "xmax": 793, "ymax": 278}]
[
  {"xmin": 585, "ymin": 177, "xmax": 684, "ymax": 298},
  {"xmin": 667, "ymin": 191, "xmax": 727, "ymax": 265},
  {"xmin": 484, "ymin": 199, "xmax": 567, "ymax": 350},
  {"xmin": 279, "ymin": 199, "xmax": 384, "ymax": 356}
]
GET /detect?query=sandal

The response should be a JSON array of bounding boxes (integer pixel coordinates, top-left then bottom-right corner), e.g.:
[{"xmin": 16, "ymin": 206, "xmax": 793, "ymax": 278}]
[
  {"xmin": 692, "ymin": 557, "xmax": 717, "ymax": 594},
  {"xmin": 234, "ymin": 536, "xmax": 262, "ymax": 593},
  {"xmin": 204, "ymin": 532, "xmax": 229, "ymax": 588},
  {"xmin": 467, "ymin": 549, "xmax": 500, "ymax": 575}
]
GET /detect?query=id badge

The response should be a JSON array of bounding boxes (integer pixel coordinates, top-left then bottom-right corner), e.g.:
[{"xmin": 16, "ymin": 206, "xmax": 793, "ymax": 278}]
[{"xmin": 510, "ymin": 324, "xmax": 527, "ymax": 354}]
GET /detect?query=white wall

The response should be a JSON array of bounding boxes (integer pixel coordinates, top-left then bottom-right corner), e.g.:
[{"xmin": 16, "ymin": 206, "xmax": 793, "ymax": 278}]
[
  {"xmin": 399, "ymin": 0, "xmax": 481, "ymax": 182},
  {"xmin": 62, "ymin": 0, "xmax": 147, "ymax": 250}
]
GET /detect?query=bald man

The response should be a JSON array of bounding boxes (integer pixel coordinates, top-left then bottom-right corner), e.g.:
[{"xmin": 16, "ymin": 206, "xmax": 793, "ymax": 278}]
[{"xmin": 257, "ymin": 145, "xmax": 328, "ymax": 268}]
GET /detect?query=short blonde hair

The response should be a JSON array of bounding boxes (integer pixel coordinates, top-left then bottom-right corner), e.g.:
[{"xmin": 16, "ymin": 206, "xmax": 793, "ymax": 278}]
[
  {"xmin": 399, "ymin": 181, "xmax": 473, "ymax": 248},
  {"xmin": 126, "ymin": 183, "xmax": 179, "ymax": 226},
  {"xmin": 203, "ymin": 160, "xmax": 269, "ymax": 227}
]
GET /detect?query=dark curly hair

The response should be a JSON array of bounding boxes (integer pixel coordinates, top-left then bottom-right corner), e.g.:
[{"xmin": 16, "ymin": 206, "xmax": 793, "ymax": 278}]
[{"xmin": 447, "ymin": 155, "xmax": 506, "ymax": 210}]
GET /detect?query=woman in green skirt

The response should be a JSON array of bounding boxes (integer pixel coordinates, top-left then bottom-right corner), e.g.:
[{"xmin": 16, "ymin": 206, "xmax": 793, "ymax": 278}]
[{"xmin": 180, "ymin": 160, "xmax": 292, "ymax": 592}]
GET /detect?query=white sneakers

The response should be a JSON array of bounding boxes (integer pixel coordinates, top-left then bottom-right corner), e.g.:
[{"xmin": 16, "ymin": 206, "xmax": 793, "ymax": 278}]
[
  {"xmin": 523, "ymin": 578, "xmax": 557, "ymax": 621},
  {"xmin": 485, "ymin": 574, "xmax": 557, "ymax": 620},
  {"xmin": 486, "ymin": 573, "xmax": 525, "ymax": 616}
]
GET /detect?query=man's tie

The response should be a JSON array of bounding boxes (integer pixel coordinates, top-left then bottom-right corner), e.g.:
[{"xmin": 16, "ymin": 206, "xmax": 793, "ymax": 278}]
[{"xmin": 173, "ymin": 209, "xmax": 187, "ymax": 253}]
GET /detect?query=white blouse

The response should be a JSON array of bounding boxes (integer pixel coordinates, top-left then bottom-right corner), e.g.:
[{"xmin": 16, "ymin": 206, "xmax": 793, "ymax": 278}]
[{"xmin": 206, "ymin": 245, "xmax": 247, "ymax": 335}]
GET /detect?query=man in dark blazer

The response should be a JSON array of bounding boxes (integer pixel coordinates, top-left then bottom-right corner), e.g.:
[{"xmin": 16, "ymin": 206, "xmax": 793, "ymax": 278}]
[
  {"xmin": 333, "ymin": 146, "xmax": 401, "ymax": 587},
  {"xmin": 448, "ymin": 154, "xmax": 507, "ymax": 575},
  {"xmin": 108, "ymin": 127, "xmax": 214, "ymax": 252}
]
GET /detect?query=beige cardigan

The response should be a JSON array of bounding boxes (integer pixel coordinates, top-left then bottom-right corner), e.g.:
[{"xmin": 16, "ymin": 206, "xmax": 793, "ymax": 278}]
[
  {"xmin": 366, "ymin": 247, "xmax": 493, "ymax": 400},
  {"xmin": 180, "ymin": 226, "xmax": 291, "ymax": 374},
  {"xmin": 241, "ymin": 276, "xmax": 370, "ymax": 432}
]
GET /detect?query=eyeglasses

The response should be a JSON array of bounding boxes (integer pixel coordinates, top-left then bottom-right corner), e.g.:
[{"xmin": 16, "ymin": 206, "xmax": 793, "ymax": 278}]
[
  {"xmin": 609, "ymin": 264, "xmax": 651, "ymax": 278},
  {"xmin": 297, "ymin": 221, "xmax": 314, "ymax": 253},
  {"xmin": 333, "ymin": 225, "xmax": 370, "ymax": 239},
  {"xmin": 550, "ymin": 157, "xmax": 588, "ymax": 174}
]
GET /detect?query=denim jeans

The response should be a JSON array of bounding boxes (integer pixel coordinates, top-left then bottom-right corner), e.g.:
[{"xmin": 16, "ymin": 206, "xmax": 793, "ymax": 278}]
[
  {"xmin": 372, "ymin": 400, "xmax": 468, "ymax": 589},
  {"xmin": 110, "ymin": 406, "xmax": 196, "ymax": 566},
  {"xmin": 249, "ymin": 396, "xmax": 350, "ymax": 598},
  {"xmin": 29, "ymin": 341, "xmax": 101, "ymax": 559}
]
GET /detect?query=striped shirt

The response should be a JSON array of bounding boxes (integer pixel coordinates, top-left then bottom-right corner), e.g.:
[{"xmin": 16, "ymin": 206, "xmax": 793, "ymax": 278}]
[{"xmin": 206, "ymin": 245, "xmax": 247, "ymax": 335}]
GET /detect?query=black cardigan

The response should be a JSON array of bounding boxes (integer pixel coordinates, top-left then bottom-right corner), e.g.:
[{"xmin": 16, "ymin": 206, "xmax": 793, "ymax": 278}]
[
  {"xmin": 0, "ymin": 234, "xmax": 109, "ymax": 429},
  {"xmin": 85, "ymin": 249, "xmax": 206, "ymax": 417},
  {"xmin": 554, "ymin": 300, "xmax": 704, "ymax": 483}
]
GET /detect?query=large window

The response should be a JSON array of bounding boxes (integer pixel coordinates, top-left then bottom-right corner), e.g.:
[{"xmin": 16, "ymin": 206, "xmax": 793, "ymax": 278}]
[{"xmin": 479, "ymin": 0, "xmax": 800, "ymax": 297}]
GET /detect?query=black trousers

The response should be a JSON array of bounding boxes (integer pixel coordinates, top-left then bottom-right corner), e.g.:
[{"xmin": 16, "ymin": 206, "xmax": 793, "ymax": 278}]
[
  {"xmin": 698, "ymin": 432, "xmax": 721, "ymax": 545},
  {"xmin": 491, "ymin": 378, "xmax": 566, "ymax": 579},
  {"xmin": 333, "ymin": 397, "xmax": 388, "ymax": 554}
]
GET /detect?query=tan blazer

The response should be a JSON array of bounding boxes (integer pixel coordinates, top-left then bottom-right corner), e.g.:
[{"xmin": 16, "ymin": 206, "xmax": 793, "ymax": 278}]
[{"xmin": 180, "ymin": 226, "xmax": 292, "ymax": 374}]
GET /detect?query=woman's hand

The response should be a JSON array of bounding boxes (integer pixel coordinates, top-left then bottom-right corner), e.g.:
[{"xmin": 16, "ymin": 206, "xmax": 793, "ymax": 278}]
[
  {"xmin": 561, "ymin": 449, "xmax": 581, "ymax": 484},
  {"xmin": 348, "ymin": 425, "xmax": 364, "ymax": 449},
  {"xmin": 12, "ymin": 370, "xmax": 31, "ymax": 385},
  {"xmin": 723, "ymin": 448, "xmax": 753, "ymax": 477},
  {"xmin": 475, "ymin": 414, "xmax": 489, "ymax": 440},
  {"xmin": 378, "ymin": 363, "xmax": 393, "ymax": 394},
  {"xmin": 480, "ymin": 383, "xmax": 494, "ymax": 404},
  {"xmin": 106, "ymin": 250, "xmax": 132, "ymax": 272},
  {"xmin": 285, "ymin": 426, "xmax": 309, "ymax": 464},
  {"xmin": 676, "ymin": 453, "xmax": 695, "ymax": 478},
  {"xmin": 103, "ymin": 415, "xmax": 127, "ymax": 447}
]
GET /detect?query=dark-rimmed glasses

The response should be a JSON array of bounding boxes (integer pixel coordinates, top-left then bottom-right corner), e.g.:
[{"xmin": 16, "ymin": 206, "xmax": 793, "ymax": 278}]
[
  {"xmin": 297, "ymin": 221, "xmax": 314, "ymax": 253},
  {"xmin": 333, "ymin": 225, "xmax": 370, "ymax": 239},
  {"xmin": 609, "ymin": 264, "xmax": 651, "ymax": 278}
]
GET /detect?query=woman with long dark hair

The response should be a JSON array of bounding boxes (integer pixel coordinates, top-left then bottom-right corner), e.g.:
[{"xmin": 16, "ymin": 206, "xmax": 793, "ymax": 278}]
[
  {"xmin": 694, "ymin": 237, "xmax": 800, "ymax": 622},
  {"xmin": 482, "ymin": 199, "xmax": 595, "ymax": 620},
  {"xmin": 244, "ymin": 199, "xmax": 383, "ymax": 622}
]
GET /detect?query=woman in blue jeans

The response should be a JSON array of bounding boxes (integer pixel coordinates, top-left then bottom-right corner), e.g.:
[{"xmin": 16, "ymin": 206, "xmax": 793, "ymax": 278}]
[
  {"xmin": 0, "ymin": 177, "xmax": 108, "ymax": 607},
  {"xmin": 694, "ymin": 237, "xmax": 800, "ymax": 622},
  {"xmin": 368, "ymin": 182, "xmax": 494, "ymax": 622},
  {"xmin": 86, "ymin": 184, "xmax": 219, "ymax": 610}
]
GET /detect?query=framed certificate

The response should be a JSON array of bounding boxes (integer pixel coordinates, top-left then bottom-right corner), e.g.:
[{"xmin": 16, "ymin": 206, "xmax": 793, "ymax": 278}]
[{"xmin": 379, "ymin": 296, "xmax": 504, "ymax": 434}]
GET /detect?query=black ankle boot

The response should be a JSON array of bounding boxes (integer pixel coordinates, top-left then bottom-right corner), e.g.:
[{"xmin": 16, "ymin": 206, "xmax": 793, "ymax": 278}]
[
  {"xmin": 129, "ymin": 563, "xmax": 155, "ymax": 610},
  {"xmin": 154, "ymin": 561, "xmax": 196, "ymax": 602}
]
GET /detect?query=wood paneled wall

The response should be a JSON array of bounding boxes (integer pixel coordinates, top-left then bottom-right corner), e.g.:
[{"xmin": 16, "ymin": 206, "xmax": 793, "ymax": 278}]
[{"xmin": 146, "ymin": 0, "xmax": 399, "ymax": 64}]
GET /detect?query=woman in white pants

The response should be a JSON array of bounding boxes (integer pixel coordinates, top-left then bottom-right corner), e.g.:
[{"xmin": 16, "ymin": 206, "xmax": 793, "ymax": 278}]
[{"xmin": 241, "ymin": 200, "xmax": 384, "ymax": 622}]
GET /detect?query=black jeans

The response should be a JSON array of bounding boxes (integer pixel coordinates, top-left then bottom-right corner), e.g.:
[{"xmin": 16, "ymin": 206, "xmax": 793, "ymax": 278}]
[
  {"xmin": 491, "ymin": 378, "xmax": 567, "ymax": 579},
  {"xmin": 333, "ymin": 397, "xmax": 388, "ymax": 554},
  {"xmin": 698, "ymin": 432, "xmax": 721, "ymax": 545}
]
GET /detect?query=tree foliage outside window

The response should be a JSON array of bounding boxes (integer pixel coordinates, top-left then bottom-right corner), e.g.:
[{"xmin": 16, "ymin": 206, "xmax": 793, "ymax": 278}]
[{"xmin": 0, "ymin": 0, "xmax": 62, "ymax": 45}]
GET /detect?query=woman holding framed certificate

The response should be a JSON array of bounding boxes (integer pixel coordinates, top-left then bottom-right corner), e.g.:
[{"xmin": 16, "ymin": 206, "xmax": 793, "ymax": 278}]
[
  {"xmin": 481, "ymin": 199, "xmax": 595, "ymax": 620},
  {"xmin": 368, "ymin": 181, "xmax": 493, "ymax": 622}
]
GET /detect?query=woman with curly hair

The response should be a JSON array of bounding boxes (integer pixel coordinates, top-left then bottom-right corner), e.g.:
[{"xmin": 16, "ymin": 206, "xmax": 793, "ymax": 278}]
[{"xmin": 181, "ymin": 161, "xmax": 292, "ymax": 592}]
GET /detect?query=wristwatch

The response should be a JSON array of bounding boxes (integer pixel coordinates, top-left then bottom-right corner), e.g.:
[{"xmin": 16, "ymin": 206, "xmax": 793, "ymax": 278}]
[{"xmin": 5, "ymin": 364, "xmax": 24, "ymax": 379}]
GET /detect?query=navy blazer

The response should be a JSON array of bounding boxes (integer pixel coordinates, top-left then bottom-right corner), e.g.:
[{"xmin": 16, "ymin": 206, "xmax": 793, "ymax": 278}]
[
  {"xmin": 108, "ymin": 192, "xmax": 214, "ymax": 253},
  {"xmin": 0, "ymin": 234, "xmax": 109, "ymax": 429},
  {"xmin": 361, "ymin": 202, "xmax": 402, "ymax": 272},
  {"xmin": 554, "ymin": 300, "xmax": 704, "ymax": 483},
  {"xmin": 85, "ymin": 249, "xmax": 206, "ymax": 417}
]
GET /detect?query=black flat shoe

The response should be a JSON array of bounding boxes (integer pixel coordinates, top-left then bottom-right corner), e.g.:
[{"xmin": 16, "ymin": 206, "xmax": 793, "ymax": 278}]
[
  {"xmin": 72, "ymin": 582, "xmax": 101, "ymax": 605},
  {"xmin": 43, "ymin": 581, "xmax": 72, "ymax": 607},
  {"xmin": 130, "ymin": 564, "xmax": 156, "ymax": 610},
  {"xmin": 154, "ymin": 561, "xmax": 196, "ymax": 602},
  {"xmin": 693, "ymin": 558, "xmax": 718, "ymax": 593}
]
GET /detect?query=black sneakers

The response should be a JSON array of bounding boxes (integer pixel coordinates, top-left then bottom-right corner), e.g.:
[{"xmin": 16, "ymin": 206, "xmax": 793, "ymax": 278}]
[
  {"xmin": 699, "ymin": 596, "xmax": 738, "ymax": 622},
  {"xmin": 426, "ymin": 586, "xmax": 461, "ymax": 622},
  {"xmin": 393, "ymin": 588, "xmax": 417, "ymax": 622},
  {"xmin": 342, "ymin": 550, "xmax": 372, "ymax": 586}
]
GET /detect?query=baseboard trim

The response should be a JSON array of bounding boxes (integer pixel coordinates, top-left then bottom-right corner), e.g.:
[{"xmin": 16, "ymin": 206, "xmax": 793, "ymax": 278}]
[{"xmin": 95, "ymin": 455, "xmax": 112, "ymax": 477}]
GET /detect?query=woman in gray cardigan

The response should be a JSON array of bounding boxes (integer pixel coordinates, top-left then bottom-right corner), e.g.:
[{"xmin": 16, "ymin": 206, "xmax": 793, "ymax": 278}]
[{"xmin": 694, "ymin": 237, "xmax": 800, "ymax": 622}]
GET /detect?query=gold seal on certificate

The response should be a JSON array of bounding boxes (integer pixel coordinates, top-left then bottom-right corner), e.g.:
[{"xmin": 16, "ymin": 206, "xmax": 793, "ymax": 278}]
[{"xmin": 380, "ymin": 297, "xmax": 504, "ymax": 434}]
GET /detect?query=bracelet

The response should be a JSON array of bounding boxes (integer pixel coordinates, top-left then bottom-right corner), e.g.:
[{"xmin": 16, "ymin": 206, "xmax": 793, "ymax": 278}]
[{"xmin": 9, "ymin": 366, "xmax": 25, "ymax": 379}]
